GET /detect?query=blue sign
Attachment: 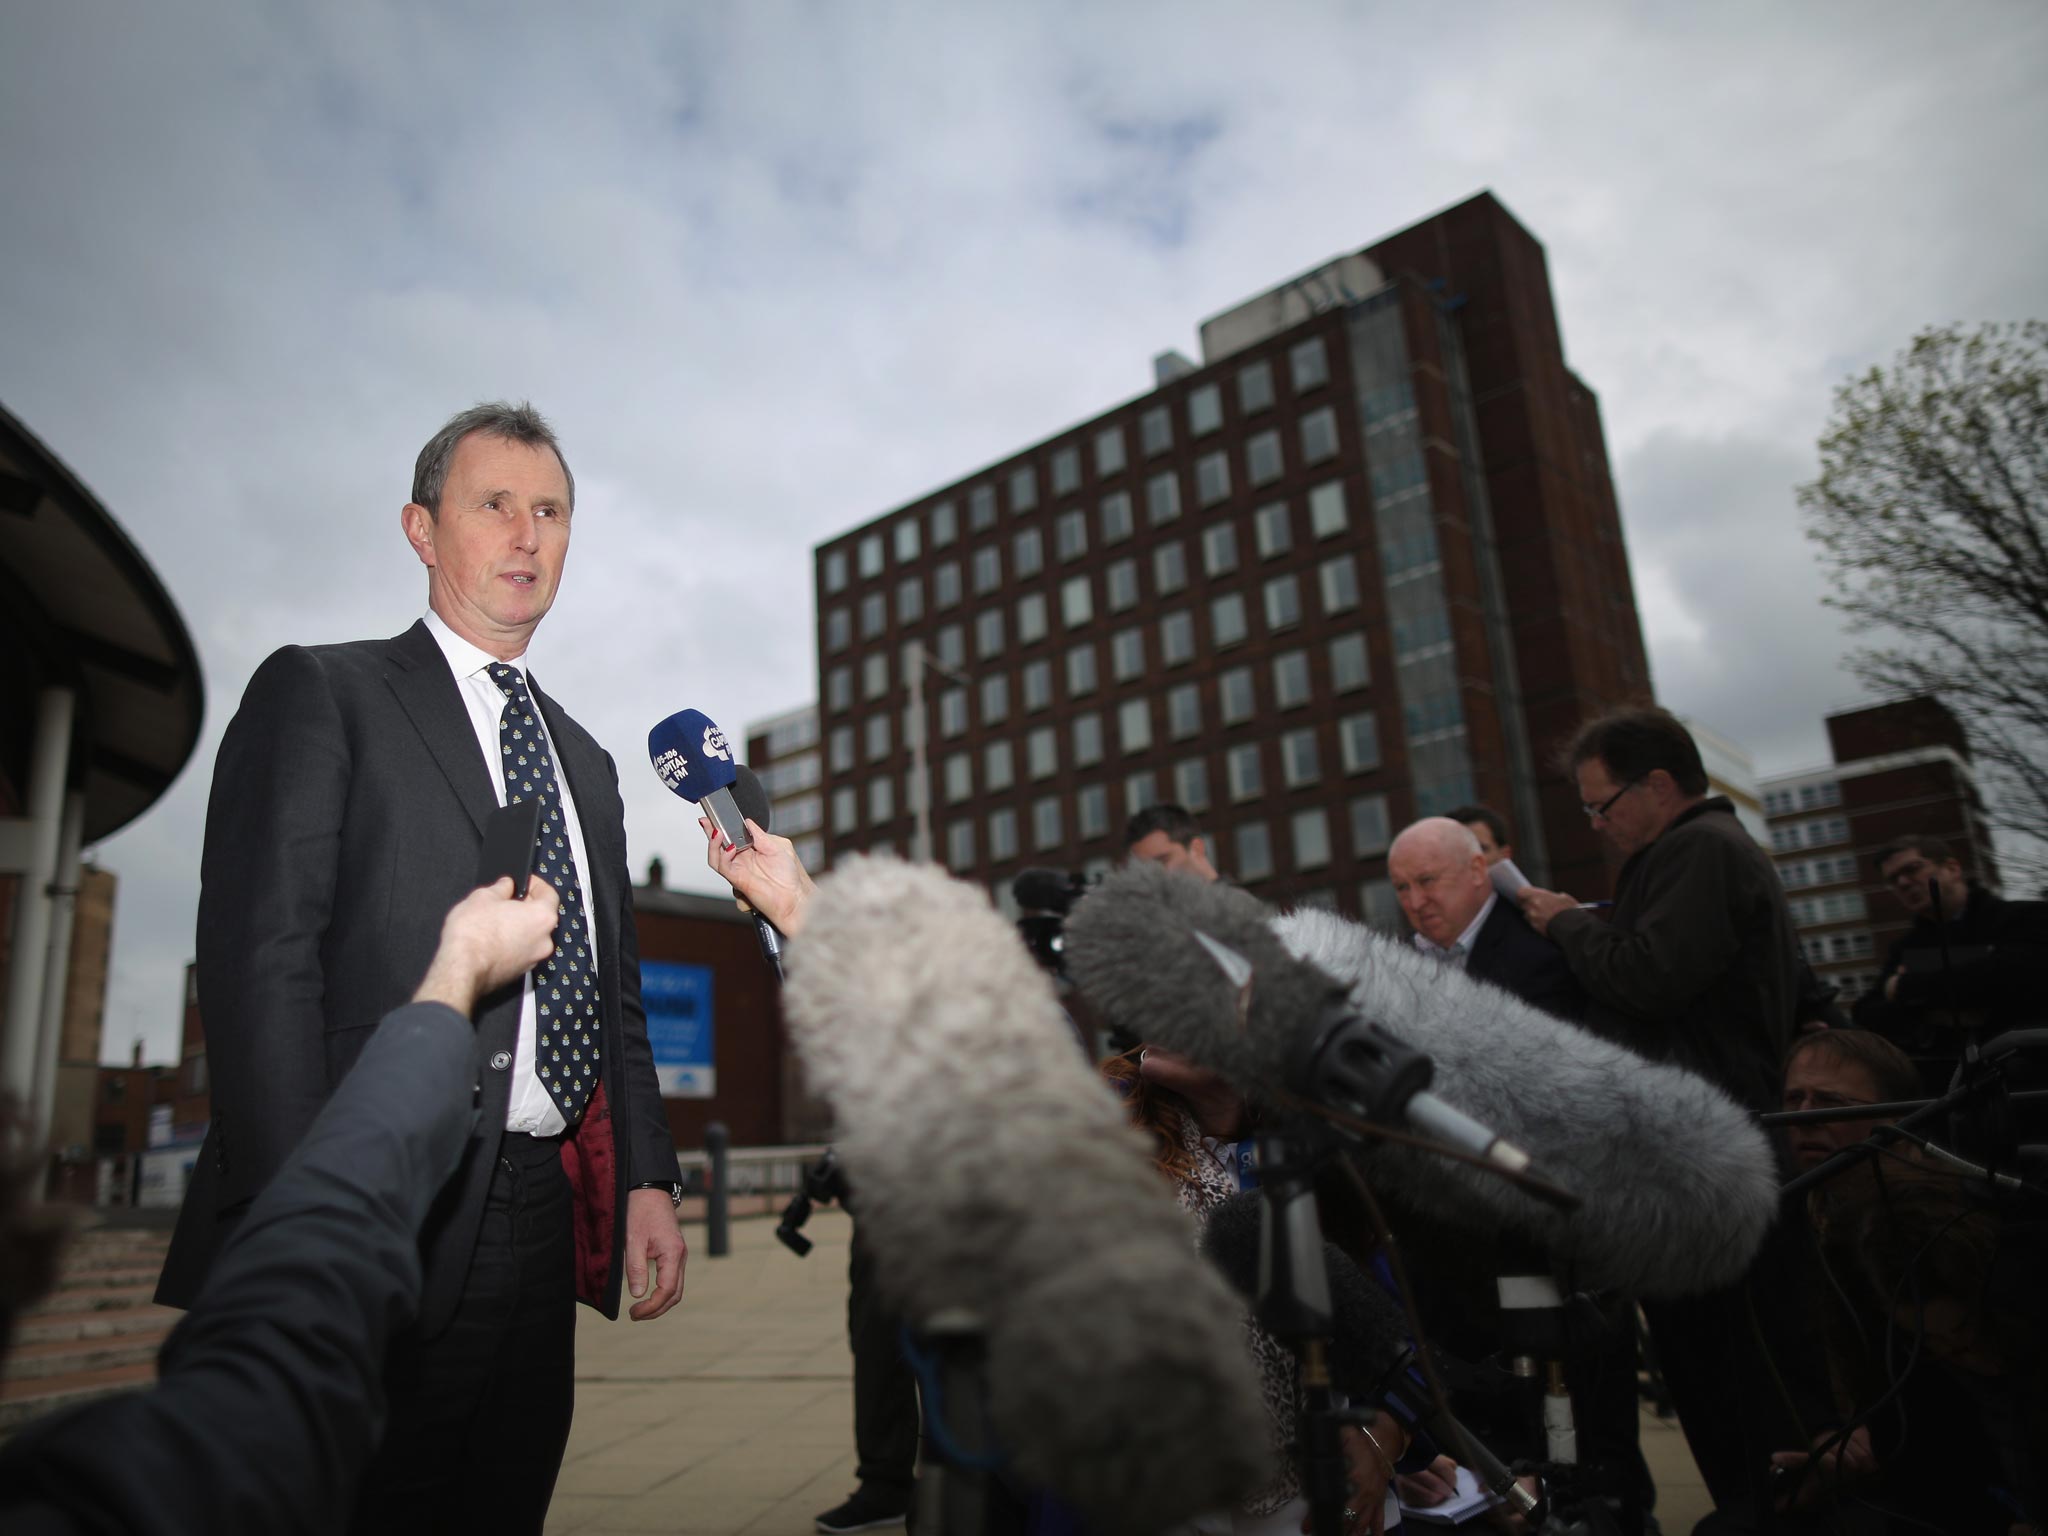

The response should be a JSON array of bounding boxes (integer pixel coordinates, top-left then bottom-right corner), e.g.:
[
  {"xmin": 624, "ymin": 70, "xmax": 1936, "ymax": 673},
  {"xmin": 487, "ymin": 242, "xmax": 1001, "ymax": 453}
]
[{"xmin": 642, "ymin": 959, "xmax": 715, "ymax": 1098}]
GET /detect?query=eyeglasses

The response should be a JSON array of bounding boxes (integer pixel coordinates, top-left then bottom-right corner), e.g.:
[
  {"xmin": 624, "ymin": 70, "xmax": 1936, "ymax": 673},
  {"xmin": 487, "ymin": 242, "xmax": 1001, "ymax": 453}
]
[
  {"xmin": 1581, "ymin": 778, "xmax": 1640, "ymax": 821},
  {"xmin": 1885, "ymin": 858, "xmax": 1936, "ymax": 887}
]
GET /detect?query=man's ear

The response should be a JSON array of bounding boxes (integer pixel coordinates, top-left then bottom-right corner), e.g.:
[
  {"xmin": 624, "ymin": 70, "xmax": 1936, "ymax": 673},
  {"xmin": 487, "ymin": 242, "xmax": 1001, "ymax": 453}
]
[{"xmin": 401, "ymin": 502, "xmax": 438, "ymax": 567}]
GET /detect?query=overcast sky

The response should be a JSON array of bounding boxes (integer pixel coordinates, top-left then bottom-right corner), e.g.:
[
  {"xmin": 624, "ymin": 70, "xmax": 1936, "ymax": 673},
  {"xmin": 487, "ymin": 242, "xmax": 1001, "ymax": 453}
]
[{"xmin": 4, "ymin": 2, "xmax": 2044, "ymax": 1064}]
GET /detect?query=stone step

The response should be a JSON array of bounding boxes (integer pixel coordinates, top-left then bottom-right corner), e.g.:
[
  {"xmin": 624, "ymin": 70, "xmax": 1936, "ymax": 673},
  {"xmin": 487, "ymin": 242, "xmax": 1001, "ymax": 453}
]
[
  {"xmin": 0, "ymin": 1362, "xmax": 156, "ymax": 1435},
  {"xmin": 11, "ymin": 1304, "xmax": 179, "ymax": 1348},
  {"xmin": 3, "ymin": 1329, "xmax": 169, "ymax": 1383}
]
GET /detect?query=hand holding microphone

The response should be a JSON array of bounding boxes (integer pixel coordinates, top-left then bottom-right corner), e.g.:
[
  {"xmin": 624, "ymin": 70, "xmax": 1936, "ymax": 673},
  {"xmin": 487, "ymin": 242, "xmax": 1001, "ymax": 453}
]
[{"xmin": 700, "ymin": 802, "xmax": 816, "ymax": 938}]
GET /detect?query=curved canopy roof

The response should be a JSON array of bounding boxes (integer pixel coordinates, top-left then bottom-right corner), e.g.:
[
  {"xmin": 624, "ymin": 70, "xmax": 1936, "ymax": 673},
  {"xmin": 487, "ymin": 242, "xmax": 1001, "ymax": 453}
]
[{"xmin": 0, "ymin": 403, "xmax": 204, "ymax": 844}]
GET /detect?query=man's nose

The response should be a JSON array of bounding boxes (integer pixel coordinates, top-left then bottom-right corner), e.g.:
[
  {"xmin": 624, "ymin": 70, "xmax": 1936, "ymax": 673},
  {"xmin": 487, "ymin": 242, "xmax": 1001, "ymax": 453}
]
[{"xmin": 508, "ymin": 507, "xmax": 540, "ymax": 551}]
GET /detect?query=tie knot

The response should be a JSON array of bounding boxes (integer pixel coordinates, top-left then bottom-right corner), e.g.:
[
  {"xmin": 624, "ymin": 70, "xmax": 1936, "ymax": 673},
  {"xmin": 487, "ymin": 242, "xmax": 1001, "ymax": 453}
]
[{"xmin": 488, "ymin": 663, "xmax": 525, "ymax": 698}]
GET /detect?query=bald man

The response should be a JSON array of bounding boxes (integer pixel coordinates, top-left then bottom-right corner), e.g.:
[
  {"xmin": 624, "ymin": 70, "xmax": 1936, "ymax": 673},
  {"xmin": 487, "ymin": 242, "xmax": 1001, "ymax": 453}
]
[{"xmin": 1388, "ymin": 817, "xmax": 1584, "ymax": 1022}]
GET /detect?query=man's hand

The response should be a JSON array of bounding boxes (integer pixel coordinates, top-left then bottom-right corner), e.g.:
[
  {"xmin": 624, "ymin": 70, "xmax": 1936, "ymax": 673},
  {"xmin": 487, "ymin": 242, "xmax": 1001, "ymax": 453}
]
[
  {"xmin": 1516, "ymin": 886, "xmax": 1579, "ymax": 937},
  {"xmin": 1770, "ymin": 1424, "xmax": 1876, "ymax": 1511},
  {"xmin": 1885, "ymin": 965, "xmax": 1906, "ymax": 1002},
  {"xmin": 624, "ymin": 1187, "xmax": 687, "ymax": 1322},
  {"xmin": 1394, "ymin": 1455, "xmax": 1459, "ymax": 1508},
  {"xmin": 413, "ymin": 877, "xmax": 561, "ymax": 1016},
  {"xmin": 704, "ymin": 816, "xmax": 817, "ymax": 936}
]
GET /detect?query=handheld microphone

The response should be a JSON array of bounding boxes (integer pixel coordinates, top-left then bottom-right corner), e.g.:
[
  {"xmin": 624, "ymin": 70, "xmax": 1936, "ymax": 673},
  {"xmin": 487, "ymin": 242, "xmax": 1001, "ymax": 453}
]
[
  {"xmin": 647, "ymin": 709, "xmax": 750, "ymax": 851},
  {"xmin": 729, "ymin": 765, "xmax": 784, "ymax": 983},
  {"xmin": 1064, "ymin": 867, "xmax": 1780, "ymax": 1296}
]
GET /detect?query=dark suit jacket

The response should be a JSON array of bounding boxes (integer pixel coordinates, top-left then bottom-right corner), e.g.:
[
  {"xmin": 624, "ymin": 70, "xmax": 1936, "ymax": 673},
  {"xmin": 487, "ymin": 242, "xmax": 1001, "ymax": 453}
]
[
  {"xmin": 157, "ymin": 620, "xmax": 677, "ymax": 1329},
  {"xmin": 1462, "ymin": 895, "xmax": 1588, "ymax": 1024}
]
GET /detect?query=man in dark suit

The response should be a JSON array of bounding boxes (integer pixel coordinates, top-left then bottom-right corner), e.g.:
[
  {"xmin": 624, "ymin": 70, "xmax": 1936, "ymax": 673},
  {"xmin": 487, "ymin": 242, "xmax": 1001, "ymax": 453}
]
[
  {"xmin": 156, "ymin": 402, "xmax": 685, "ymax": 1534},
  {"xmin": 1387, "ymin": 816, "xmax": 1586, "ymax": 1022}
]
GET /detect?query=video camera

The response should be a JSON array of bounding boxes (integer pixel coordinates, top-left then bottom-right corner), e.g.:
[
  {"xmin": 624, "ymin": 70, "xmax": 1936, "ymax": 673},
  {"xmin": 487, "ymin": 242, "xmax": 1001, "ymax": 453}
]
[
  {"xmin": 1011, "ymin": 867, "xmax": 1093, "ymax": 982},
  {"xmin": 773, "ymin": 1147, "xmax": 850, "ymax": 1258}
]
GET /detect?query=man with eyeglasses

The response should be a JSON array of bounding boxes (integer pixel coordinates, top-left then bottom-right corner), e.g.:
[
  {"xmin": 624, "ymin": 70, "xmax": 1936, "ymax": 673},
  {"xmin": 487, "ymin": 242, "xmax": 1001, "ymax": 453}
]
[{"xmin": 1516, "ymin": 707, "xmax": 1823, "ymax": 1525}]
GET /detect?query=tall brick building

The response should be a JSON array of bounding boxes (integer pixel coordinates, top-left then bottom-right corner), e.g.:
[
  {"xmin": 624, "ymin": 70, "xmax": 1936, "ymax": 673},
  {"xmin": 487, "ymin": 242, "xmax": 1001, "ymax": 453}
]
[{"xmin": 811, "ymin": 192, "xmax": 1650, "ymax": 918}]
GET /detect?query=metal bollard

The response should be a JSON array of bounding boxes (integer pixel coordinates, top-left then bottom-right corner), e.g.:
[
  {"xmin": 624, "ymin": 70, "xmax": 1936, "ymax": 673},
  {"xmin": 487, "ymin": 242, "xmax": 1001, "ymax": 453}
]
[{"xmin": 704, "ymin": 1121, "xmax": 730, "ymax": 1257}]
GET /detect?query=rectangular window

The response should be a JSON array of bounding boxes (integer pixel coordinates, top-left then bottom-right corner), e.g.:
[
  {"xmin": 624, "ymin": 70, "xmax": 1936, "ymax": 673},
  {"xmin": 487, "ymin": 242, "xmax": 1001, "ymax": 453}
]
[
  {"xmin": 1195, "ymin": 450, "xmax": 1231, "ymax": 507},
  {"xmin": 826, "ymin": 607, "xmax": 851, "ymax": 651},
  {"xmin": 1017, "ymin": 592, "xmax": 1049, "ymax": 644},
  {"xmin": 1056, "ymin": 509, "xmax": 1088, "ymax": 561},
  {"xmin": 1300, "ymin": 406, "xmax": 1339, "ymax": 465},
  {"xmin": 1203, "ymin": 520, "xmax": 1239, "ymax": 576},
  {"xmin": 1188, "ymin": 382, "xmax": 1223, "ymax": 436},
  {"xmin": 1160, "ymin": 609, "xmax": 1195, "ymax": 666},
  {"xmin": 1308, "ymin": 479, "xmax": 1349, "ymax": 537},
  {"xmin": 895, "ymin": 519, "xmax": 921, "ymax": 563},
  {"xmin": 933, "ymin": 561, "xmax": 961, "ymax": 608},
  {"xmin": 1094, "ymin": 425, "xmax": 1127, "ymax": 477},
  {"xmin": 1168, "ymin": 682, "xmax": 1202, "ymax": 739},
  {"xmin": 832, "ymin": 786, "xmax": 858, "ymax": 834},
  {"xmin": 826, "ymin": 665, "xmax": 853, "ymax": 712},
  {"xmin": 969, "ymin": 484, "xmax": 997, "ymax": 532},
  {"xmin": 1246, "ymin": 429, "xmax": 1283, "ymax": 488},
  {"xmin": 823, "ymin": 549, "xmax": 849, "ymax": 594},
  {"xmin": 1066, "ymin": 643, "xmax": 1098, "ymax": 696},
  {"xmin": 1141, "ymin": 404, "xmax": 1173, "ymax": 456},
  {"xmin": 896, "ymin": 576, "xmax": 924, "ymax": 624},
  {"xmin": 1154, "ymin": 540, "xmax": 1188, "ymax": 594},
  {"xmin": 1111, "ymin": 627, "xmax": 1145, "ymax": 681},
  {"xmin": 1147, "ymin": 472, "xmax": 1182, "ymax": 524},
  {"xmin": 1349, "ymin": 794, "xmax": 1390, "ymax": 857},
  {"xmin": 976, "ymin": 608, "xmax": 1006, "ymax": 659},
  {"xmin": 1009, "ymin": 464, "xmax": 1038, "ymax": 513},
  {"xmin": 988, "ymin": 808, "xmax": 1018, "ymax": 862},
  {"xmin": 1254, "ymin": 501, "xmax": 1293, "ymax": 558},
  {"xmin": 1291, "ymin": 807, "xmax": 1331, "ymax": 869},
  {"xmin": 1033, "ymin": 796, "xmax": 1063, "ymax": 851},
  {"xmin": 1061, "ymin": 575, "xmax": 1094, "ymax": 628},
  {"xmin": 829, "ymin": 726, "xmax": 854, "ymax": 773},
  {"xmin": 862, "ymin": 652, "xmax": 889, "ymax": 700},
  {"xmin": 1125, "ymin": 769, "xmax": 1159, "ymax": 815},
  {"xmin": 935, "ymin": 623, "xmax": 965, "ymax": 669},
  {"xmin": 1051, "ymin": 445, "xmax": 1081, "ymax": 496},
  {"xmin": 865, "ymin": 714, "xmax": 892, "ymax": 762},
  {"xmin": 1330, "ymin": 632, "xmax": 1370, "ymax": 692},
  {"xmin": 1078, "ymin": 783, "xmax": 1109, "ymax": 840},
  {"xmin": 1273, "ymin": 649, "xmax": 1311, "ymax": 708},
  {"xmin": 860, "ymin": 592, "xmax": 887, "ymax": 639},
  {"xmin": 1013, "ymin": 527, "xmax": 1043, "ymax": 578},
  {"xmin": 1290, "ymin": 335, "xmax": 1328, "ymax": 391},
  {"xmin": 868, "ymin": 776, "xmax": 894, "ymax": 825},
  {"xmin": 1227, "ymin": 742, "xmax": 1263, "ymax": 801},
  {"xmin": 944, "ymin": 752, "xmax": 973, "ymax": 804},
  {"xmin": 1174, "ymin": 757, "xmax": 1209, "ymax": 812},
  {"xmin": 947, "ymin": 819, "xmax": 976, "ymax": 869},
  {"xmin": 972, "ymin": 546, "xmax": 1002, "ymax": 594},
  {"xmin": 1211, "ymin": 592, "xmax": 1248, "ymax": 648},
  {"xmin": 930, "ymin": 500, "xmax": 958, "ymax": 547},
  {"xmin": 1071, "ymin": 712, "xmax": 1104, "ymax": 767},
  {"xmin": 1028, "ymin": 726, "xmax": 1058, "ymax": 779},
  {"xmin": 858, "ymin": 533, "xmax": 885, "ymax": 578},
  {"xmin": 1235, "ymin": 820, "xmax": 1273, "ymax": 881},
  {"xmin": 1281, "ymin": 727, "xmax": 1320, "ymax": 787},
  {"xmin": 1106, "ymin": 559, "xmax": 1139, "ymax": 611},
  {"xmin": 1339, "ymin": 712, "xmax": 1380, "ymax": 773},
  {"xmin": 984, "ymin": 739, "xmax": 1014, "ymax": 790},
  {"xmin": 1219, "ymin": 665, "xmax": 1255, "ymax": 724},
  {"xmin": 1119, "ymin": 698, "xmax": 1153, "ymax": 753},
  {"xmin": 940, "ymin": 687, "xmax": 968, "ymax": 738},
  {"xmin": 980, "ymin": 672, "xmax": 1010, "ymax": 724},
  {"xmin": 1099, "ymin": 490, "xmax": 1134, "ymax": 544},
  {"xmin": 1319, "ymin": 554, "xmax": 1359, "ymax": 614},
  {"xmin": 1238, "ymin": 359, "xmax": 1274, "ymax": 414},
  {"xmin": 1264, "ymin": 574, "xmax": 1302, "ymax": 631},
  {"xmin": 1022, "ymin": 659, "xmax": 1053, "ymax": 711}
]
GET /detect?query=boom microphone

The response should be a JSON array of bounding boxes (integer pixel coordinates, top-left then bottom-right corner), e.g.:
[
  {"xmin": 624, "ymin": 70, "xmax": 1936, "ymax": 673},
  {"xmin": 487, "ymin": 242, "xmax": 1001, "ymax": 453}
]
[
  {"xmin": 781, "ymin": 856, "xmax": 1271, "ymax": 1531},
  {"xmin": 647, "ymin": 708, "xmax": 750, "ymax": 851},
  {"xmin": 1063, "ymin": 866, "xmax": 1779, "ymax": 1296}
]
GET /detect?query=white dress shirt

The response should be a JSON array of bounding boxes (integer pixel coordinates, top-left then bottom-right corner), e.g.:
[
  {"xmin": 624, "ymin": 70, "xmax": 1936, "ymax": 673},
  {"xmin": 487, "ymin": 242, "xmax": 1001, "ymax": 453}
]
[
  {"xmin": 423, "ymin": 609, "xmax": 602, "ymax": 1136},
  {"xmin": 1412, "ymin": 890, "xmax": 1498, "ymax": 968}
]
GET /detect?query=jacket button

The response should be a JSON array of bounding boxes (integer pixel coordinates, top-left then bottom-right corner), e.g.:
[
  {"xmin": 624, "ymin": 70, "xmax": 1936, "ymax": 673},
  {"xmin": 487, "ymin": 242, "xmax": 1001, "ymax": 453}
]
[{"xmin": 490, "ymin": 1051, "xmax": 512, "ymax": 1071}]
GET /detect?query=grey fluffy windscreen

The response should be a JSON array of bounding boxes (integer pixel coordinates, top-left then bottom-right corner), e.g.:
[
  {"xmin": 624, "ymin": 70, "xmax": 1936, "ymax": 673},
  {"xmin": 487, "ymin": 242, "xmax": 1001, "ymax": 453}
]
[{"xmin": 781, "ymin": 855, "xmax": 1272, "ymax": 1531}]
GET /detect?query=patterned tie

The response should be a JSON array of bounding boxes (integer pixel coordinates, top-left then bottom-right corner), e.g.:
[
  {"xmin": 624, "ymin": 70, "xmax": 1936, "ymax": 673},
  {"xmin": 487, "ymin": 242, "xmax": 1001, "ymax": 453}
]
[{"xmin": 489, "ymin": 663, "xmax": 598, "ymax": 1125}]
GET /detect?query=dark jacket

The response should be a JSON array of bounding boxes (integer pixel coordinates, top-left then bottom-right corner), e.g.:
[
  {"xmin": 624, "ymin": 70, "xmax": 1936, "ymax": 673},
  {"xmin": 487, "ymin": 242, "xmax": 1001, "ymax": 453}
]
[
  {"xmin": 1547, "ymin": 797, "xmax": 1798, "ymax": 1113},
  {"xmin": 1463, "ymin": 894, "xmax": 1588, "ymax": 1023},
  {"xmin": 1852, "ymin": 886, "xmax": 2048, "ymax": 1047}
]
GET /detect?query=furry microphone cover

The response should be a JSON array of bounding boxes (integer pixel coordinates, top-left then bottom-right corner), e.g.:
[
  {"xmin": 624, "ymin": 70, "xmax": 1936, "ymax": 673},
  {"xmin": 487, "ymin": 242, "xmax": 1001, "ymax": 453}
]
[
  {"xmin": 781, "ymin": 855, "xmax": 1271, "ymax": 1531},
  {"xmin": 1065, "ymin": 865, "xmax": 1779, "ymax": 1297}
]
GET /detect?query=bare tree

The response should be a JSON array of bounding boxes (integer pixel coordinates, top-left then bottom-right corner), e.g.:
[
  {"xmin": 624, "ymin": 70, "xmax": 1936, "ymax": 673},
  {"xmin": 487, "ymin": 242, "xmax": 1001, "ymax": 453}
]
[{"xmin": 1799, "ymin": 321, "xmax": 2048, "ymax": 879}]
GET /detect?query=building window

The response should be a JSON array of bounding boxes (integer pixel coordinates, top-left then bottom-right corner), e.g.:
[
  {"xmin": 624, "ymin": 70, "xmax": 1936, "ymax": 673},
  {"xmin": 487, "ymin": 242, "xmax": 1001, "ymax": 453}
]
[
  {"xmin": 1061, "ymin": 575, "xmax": 1094, "ymax": 628},
  {"xmin": 1238, "ymin": 359, "xmax": 1274, "ymax": 414},
  {"xmin": 935, "ymin": 623, "xmax": 965, "ymax": 669},
  {"xmin": 1203, "ymin": 520, "xmax": 1240, "ymax": 577},
  {"xmin": 1017, "ymin": 592, "xmax": 1049, "ymax": 644},
  {"xmin": 1308, "ymin": 479, "xmax": 1349, "ymax": 537},
  {"xmin": 823, "ymin": 549, "xmax": 849, "ymax": 595},
  {"xmin": 1339, "ymin": 712, "xmax": 1380, "ymax": 773},
  {"xmin": 1228, "ymin": 742, "xmax": 1263, "ymax": 801},
  {"xmin": 1273, "ymin": 649, "xmax": 1311, "ymax": 709},
  {"xmin": 865, "ymin": 714, "xmax": 892, "ymax": 762},
  {"xmin": 981, "ymin": 672, "xmax": 1010, "ymax": 724},
  {"xmin": 1219, "ymin": 665, "xmax": 1255, "ymax": 724},
  {"xmin": 1264, "ymin": 574, "xmax": 1302, "ymax": 631},
  {"xmin": 894, "ymin": 519, "xmax": 921, "ymax": 564},
  {"xmin": 1051, "ymin": 445, "xmax": 1081, "ymax": 496},
  {"xmin": 1072, "ymin": 712, "xmax": 1104, "ymax": 767},
  {"xmin": 1028, "ymin": 726, "xmax": 1058, "ymax": 779},
  {"xmin": 1100, "ymin": 490, "xmax": 1134, "ymax": 544},
  {"xmin": 1195, "ymin": 451, "xmax": 1232, "ymax": 508},
  {"xmin": 931, "ymin": 499, "xmax": 958, "ymax": 547},
  {"xmin": 1282, "ymin": 727, "xmax": 1320, "ymax": 787},
  {"xmin": 1246, "ymin": 429, "xmax": 1283, "ymax": 488},
  {"xmin": 1290, "ymin": 335, "xmax": 1328, "ymax": 391},
  {"xmin": 1014, "ymin": 527, "xmax": 1043, "ymax": 578},
  {"xmin": 976, "ymin": 609, "xmax": 1006, "ymax": 660},
  {"xmin": 1330, "ymin": 632, "xmax": 1370, "ymax": 692},
  {"xmin": 1126, "ymin": 769, "xmax": 1159, "ymax": 815},
  {"xmin": 1350, "ymin": 794, "xmax": 1391, "ymax": 857},
  {"xmin": 829, "ymin": 726, "xmax": 855, "ymax": 773},
  {"xmin": 939, "ymin": 688, "xmax": 968, "ymax": 738},
  {"xmin": 1067, "ymin": 643, "xmax": 1098, "ymax": 696},
  {"xmin": 1111, "ymin": 627, "xmax": 1145, "ymax": 681},
  {"xmin": 1022, "ymin": 659, "xmax": 1053, "ymax": 711},
  {"xmin": 896, "ymin": 577, "xmax": 924, "ymax": 625},
  {"xmin": 1168, "ymin": 682, "xmax": 1202, "ymax": 739},
  {"xmin": 1212, "ymin": 592, "xmax": 1248, "ymax": 649},
  {"xmin": 1188, "ymin": 382, "xmax": 1223, "ymax": 437},
  {"xmin": 984, "ymin": 739, "xmax": 1014, "ymax": 791},
  {"xmin": 1292, "ymin": 807, "xmax": 1331, "ymax": 869},
  {"xmin": 832, "ymin": 786, "xmax": 858, "ymax": 834},
  {"xmin": 859, "ymin": 592, "xmax": 887, "ymax": 639},
  {"xmin": 1147, "ymin": 472, "xmax": 1182, "ymax": 524},
  {"xmin": 1094, "ymin": 425, "xmax": 1127, "ymax": 477},
  {"xmin": 944, "ymin": 752, "xmax": 973, "ymax": 804},
  {"xmin": 1033, "ymin": 796, "xmax": 1063, "ymax": 851},
  {"xmin": 1319, "ymin": 555, "xmax": 1359, "ymax": 615},
  {"xmin": 1300, "ymin": 406, "xmax": 1339, "ymax": 465},
  {"xmin": 1119, "ymin": 698, "xmax": 1153, "ymax": 753},
  {"xmin": 1009, "ymin": 465, "xmax": 1038, "ymax": 513},
  {"xmin": 825, "ymin": 607, "xmax": 851, "ymax": 652},
  {"xmin": 1154, "ymin": 540, "xmax": 1188, "ymax": 594},
  {"xmin": 934, "ymin": 561, "xmax": 961, "ymax": 608},
  {"xmin": 862, "ymin": 652, "xmax": 889, "ymax": 700},
  {"xmin": 1056, "ymin": 509, "xmax": 1088, "ymax": 561},
  {"xmin": 973, "ymin": 547, "xmax": 1004, "ymax": 597},
  {"xmin": 947, "ymin": 819, "xmax": 976, "ymax": 869},
  {"xmin": 1106, "ymin": 559, "xmax": 1139, "ymax": 611},
  {"xmin": 1254, "ymin": 501, "xmax": 1292, "ymax": 558},
  {"xmin": 858, "ymin": 533, "xmax": 885, "ymax": 578},
  {"xmin": 989, "ymin": 808, "xmax": 1018, "ymax": 862},
  {"xmin": 1078, "ymin": 783, "xmax": 1109, "ymax": 840},
  {"xmin": 869, "ymin": 776, "xmax": 894, "ymax": 825},
  {"xmin": 1175, "ymin": 757, "xmax": 1210, "ymax": 812},
  {"xmin": 969, "ymin": 484, "xmax": 998, "ymax": 532},
  {"xmin": 1360, "ymin": 878, "xmax": 1402, "ymax": 931},
  {"xmin": 826, "ymin": 666, "xmax": 852, "ymax": 712},
  {"xmin": 1236, "ymin": 820, "xmax": 1273, "ymax": 881},
  {"xmin": 1160, "ymin": 609, "xmax": 1195, "ymax": 666},
  {"xmin": 1141, "ymin": 404, "xmax": 1173, "ymax": 456}
]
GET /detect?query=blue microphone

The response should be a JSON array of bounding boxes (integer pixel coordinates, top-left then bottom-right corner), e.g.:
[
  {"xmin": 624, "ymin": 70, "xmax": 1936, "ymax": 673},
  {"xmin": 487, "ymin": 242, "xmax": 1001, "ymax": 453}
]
[{"xmin": 648, "ymin": 709, "xmax": 751, "ymax": 852}]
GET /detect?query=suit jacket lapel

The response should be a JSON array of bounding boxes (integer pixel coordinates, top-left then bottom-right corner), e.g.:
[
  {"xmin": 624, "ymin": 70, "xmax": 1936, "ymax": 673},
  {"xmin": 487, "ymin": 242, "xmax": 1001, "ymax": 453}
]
[
  {"xmin": 1466, "ymin": 896, "xmax": 1511, "ymax": 974},
  {"xmin": 383, "ymin": 620, "xmax": 498, "ymax": 836}
]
